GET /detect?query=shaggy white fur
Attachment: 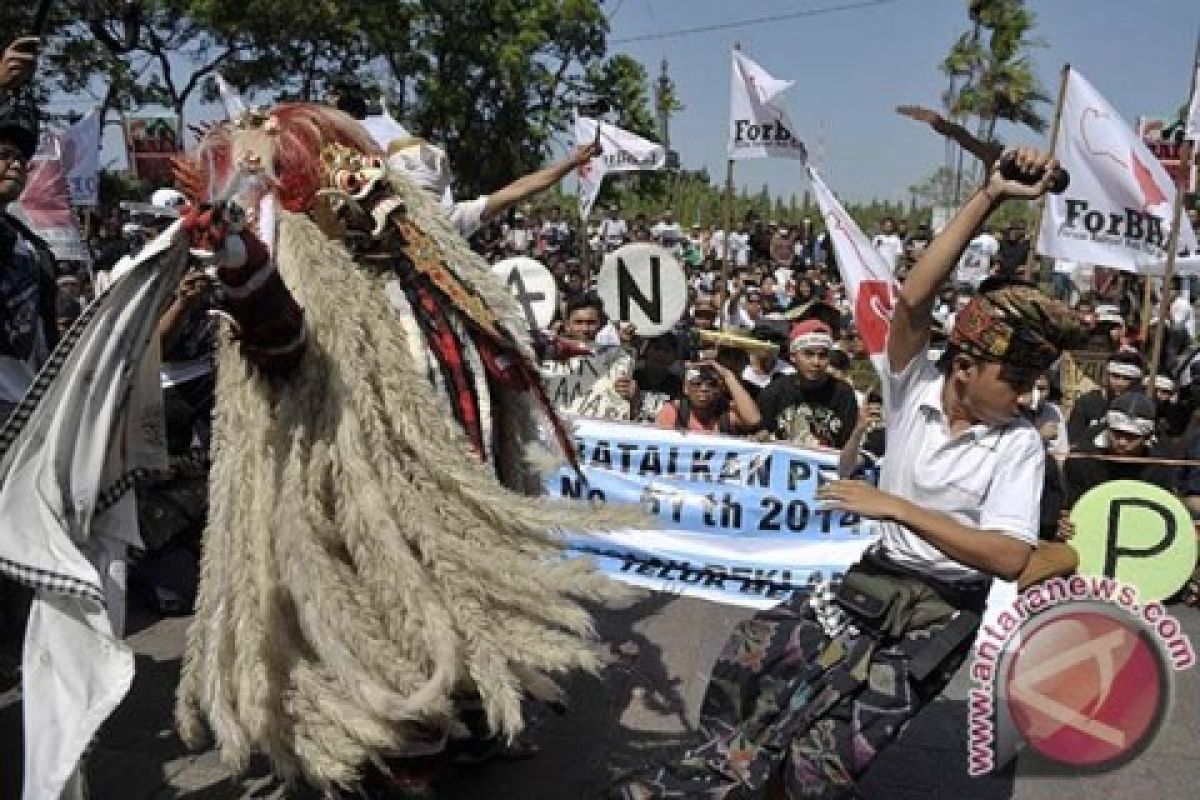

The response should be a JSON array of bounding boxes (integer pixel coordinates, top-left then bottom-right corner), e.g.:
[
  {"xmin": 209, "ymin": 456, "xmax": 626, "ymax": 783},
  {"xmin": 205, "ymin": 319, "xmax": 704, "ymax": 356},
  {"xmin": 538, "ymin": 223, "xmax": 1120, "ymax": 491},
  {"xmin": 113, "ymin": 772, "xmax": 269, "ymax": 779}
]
[{"xmin": 176, "ymin": 196, "xmax": 642, "ymax": 789}]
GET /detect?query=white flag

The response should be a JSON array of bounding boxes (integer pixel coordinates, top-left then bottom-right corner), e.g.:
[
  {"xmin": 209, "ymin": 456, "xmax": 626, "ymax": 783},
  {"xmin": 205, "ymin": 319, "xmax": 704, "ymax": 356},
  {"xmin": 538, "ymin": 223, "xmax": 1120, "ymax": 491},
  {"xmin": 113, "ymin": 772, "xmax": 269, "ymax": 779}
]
[
  {"xmin": 1037, "ymin": 68, "xmax": 1198, "ymax": 271},
  {"xmin": 574, "ymin": 113, "xmax": 666, "ymax": 220},
  {"xmin": 62, "ymin": 108, "xmax": 101, "ymax": 207},
  {"xmin": 728, "ymin": 50, "xmax": 806, "ymax": 161},
  {"xmin": 808, "ymin": 167, "xmax": 895, "ymax": 374},
  {"xmin": 1186, "ymin": 63, "xmax": 1200, "ymax": 142}
]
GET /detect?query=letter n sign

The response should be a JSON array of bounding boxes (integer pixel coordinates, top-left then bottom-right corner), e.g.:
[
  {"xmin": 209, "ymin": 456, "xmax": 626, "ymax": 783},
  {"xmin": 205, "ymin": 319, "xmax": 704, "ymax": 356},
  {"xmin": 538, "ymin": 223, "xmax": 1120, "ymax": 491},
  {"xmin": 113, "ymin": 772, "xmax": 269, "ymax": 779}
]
[{"xmin": 597, "ymin": 243, "xmax": 688, "ymax": 337}]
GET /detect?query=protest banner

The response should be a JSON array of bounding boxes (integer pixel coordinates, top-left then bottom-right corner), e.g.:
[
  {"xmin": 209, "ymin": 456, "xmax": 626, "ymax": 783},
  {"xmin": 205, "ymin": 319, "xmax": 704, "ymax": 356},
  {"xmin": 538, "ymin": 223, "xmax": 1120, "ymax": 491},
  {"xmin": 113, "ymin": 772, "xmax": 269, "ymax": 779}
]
[
  {"xmin": 123, "ymin": 113, "xmax": 182, "ymax": 184},
  {"xmin": 540, "ymin": 346, "xmax": 629, "ymax": 413},
  {"xmin": 1069, "ymin": 479, "xmax": 1197, "ymax": 601},
  {"xmin": 1138, "ymin": 116, "xmax": 1194, "ymax": 193},
  {"xmin": 552, "ymin": 418, "xmax": 877, "ymax": 608},
  {"xmin": 574, "ymin": 113, "xmax": 666, "ymax": 221},
  {"xmin": 1036, "ymin": 68, "xmax": 1198, "ymax": 272},
  {"xmin": 596, "ymin": 243, "xmax": 688, "ymax": 337},
  {"xmin": 490, "ymin": 256, "xmax": 558, "ymax": 333}
]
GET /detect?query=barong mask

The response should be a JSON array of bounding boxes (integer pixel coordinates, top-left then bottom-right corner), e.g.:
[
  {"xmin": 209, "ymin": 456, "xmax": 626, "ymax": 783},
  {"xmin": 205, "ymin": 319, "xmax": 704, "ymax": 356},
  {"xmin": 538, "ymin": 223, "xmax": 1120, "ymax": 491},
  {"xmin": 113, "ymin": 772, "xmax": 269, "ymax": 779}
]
[{"xmin": 316, "ymin": 144, "xmax": 406, "ymax": 242}]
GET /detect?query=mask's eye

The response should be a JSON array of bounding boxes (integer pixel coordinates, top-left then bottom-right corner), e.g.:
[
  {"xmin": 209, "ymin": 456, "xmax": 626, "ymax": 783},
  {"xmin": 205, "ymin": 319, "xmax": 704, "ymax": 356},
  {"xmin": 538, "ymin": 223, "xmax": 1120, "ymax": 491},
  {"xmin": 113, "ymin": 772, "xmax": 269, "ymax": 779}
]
[
  {"xmin": 336, "ymin": 171, "xmax": 361, "ymax": 192},
  {"xmin": 366, "ymin": 156, "xmax": 383, "ymax": 169}
]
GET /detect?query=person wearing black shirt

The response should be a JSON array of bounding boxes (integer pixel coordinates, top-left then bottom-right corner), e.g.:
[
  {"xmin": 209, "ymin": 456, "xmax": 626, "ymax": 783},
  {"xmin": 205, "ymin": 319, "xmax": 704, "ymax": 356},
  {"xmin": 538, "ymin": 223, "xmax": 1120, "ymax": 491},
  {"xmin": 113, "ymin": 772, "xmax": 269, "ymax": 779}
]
[
  {"xmin": 1066, "ymin": 349, "xmax": 1144, "ymax": 446},
  {"xmin": 995, "ymin": 221, "xmax": 1030, "ymax": 278},
  {"xmin": 631, "ymin": 332, "xmax": 684, "ymax": 423},
  {"xmin": 1064, "ymin": 393, "xmax": 1184, "ymax": 510},
  {"xmin": 756, "ymin": 319, "xmax": 858, "ymax": 448}
]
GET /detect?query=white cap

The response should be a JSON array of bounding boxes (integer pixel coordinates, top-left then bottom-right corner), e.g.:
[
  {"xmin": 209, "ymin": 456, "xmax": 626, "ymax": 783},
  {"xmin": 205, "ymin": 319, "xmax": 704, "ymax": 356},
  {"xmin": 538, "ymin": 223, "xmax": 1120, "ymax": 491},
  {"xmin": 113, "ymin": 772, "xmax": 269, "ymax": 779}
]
[{"xmin": 149, "ymin": 188, "xmax": 187, "ymax": 218}]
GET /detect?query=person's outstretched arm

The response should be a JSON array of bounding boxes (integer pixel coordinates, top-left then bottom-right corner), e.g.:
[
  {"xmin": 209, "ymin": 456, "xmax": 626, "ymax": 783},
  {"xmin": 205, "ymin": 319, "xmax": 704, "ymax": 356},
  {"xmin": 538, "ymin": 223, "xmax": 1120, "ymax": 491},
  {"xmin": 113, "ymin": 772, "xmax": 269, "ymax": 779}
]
[
  {"xmin": 887, "ymin": 146, "xmax": 1059, "ymax": 372},
  {"xmin": 482, "ymin": 141, "xmax": 601, "ymax": 221}
]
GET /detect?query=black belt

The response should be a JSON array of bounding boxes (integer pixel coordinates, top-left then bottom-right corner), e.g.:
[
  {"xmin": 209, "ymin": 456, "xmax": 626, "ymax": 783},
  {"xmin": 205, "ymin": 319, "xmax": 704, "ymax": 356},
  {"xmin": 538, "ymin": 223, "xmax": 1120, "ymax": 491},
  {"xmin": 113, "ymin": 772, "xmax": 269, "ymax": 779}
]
[{"xmin": 859, "ymin": 547, "xmax": 992, "ymax": 615}]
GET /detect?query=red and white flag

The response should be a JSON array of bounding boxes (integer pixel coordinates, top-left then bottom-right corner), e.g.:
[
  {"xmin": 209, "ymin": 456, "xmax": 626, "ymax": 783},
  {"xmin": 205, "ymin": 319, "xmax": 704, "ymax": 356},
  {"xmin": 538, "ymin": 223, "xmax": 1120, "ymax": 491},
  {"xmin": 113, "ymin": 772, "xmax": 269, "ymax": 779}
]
[
  {"xmin": 1037, "ymin": 67, "xmax": 1198, "ymax": 272},
  {"xmin": 808, "ymin": 166, "xmax": 895, "ymax": 374},
  {"xmin": 13, "ymin": 133, "xmax": 89, "ymax": 262}
]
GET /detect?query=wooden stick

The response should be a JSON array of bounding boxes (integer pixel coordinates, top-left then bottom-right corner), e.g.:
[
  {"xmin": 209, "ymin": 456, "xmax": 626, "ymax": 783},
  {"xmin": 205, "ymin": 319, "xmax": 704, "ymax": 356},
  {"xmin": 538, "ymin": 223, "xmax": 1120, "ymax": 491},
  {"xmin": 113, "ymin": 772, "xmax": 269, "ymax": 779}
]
[
  {"xmin": 720, "ymin": 158, "xmax": 734, "ymax": 326},
  {"xmin": 1026, "ymin": 64, "xmax": 1071, "ymax": 275}
]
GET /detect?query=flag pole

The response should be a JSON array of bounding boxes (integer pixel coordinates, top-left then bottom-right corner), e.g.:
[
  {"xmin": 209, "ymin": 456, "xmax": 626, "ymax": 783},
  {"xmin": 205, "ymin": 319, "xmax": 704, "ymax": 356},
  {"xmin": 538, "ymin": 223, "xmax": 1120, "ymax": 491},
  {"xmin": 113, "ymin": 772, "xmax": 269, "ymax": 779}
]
[
  {"xmin": 1148, "ymin": 32, "xmax": 1200, "ymax": 387},
  {"xmin": 720, "ymin": 42, "xmax": 741, "ymax": 330},
  {"xmin": 720, "ymin": 158, "xmax": 734, "ymax": 328},
  {"xmin": 1026, "ymin": 63, "xmax": 1071, "ymax": 278}
]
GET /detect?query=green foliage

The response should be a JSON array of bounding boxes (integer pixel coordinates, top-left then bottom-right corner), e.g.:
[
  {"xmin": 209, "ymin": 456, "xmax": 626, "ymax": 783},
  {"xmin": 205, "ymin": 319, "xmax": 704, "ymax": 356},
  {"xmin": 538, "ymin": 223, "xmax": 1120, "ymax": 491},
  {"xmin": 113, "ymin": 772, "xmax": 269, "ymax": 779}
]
[{"xmin": 941, "ymin": 0, "xmax": 1049, "ymax": 140}]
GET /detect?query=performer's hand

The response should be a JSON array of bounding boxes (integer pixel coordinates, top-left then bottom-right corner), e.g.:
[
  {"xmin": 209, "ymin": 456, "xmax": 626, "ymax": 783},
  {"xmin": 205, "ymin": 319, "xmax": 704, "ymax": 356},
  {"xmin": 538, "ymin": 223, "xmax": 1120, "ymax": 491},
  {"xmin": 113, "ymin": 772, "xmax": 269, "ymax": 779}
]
[
  {"xmin": 986, "ymin": 146, "xmax": 1061, "ymax": 202},
  {"xmin": 816, "ymin": 479, "xmax": 900, "ymax": 521},
  {"xmin": 0, "ymin": 37, "xmax": 39, "ymax": 91}
]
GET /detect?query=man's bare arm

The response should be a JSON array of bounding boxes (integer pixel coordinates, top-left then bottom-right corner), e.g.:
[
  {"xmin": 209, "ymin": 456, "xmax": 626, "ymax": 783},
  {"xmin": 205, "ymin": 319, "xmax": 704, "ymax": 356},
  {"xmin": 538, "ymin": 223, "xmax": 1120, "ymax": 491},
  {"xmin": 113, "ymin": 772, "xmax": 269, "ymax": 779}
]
[
  {"xmin": 482, "ymin": 141, "xmax": 601, "ymax": 221},
  {"xmin": 887, "ymin": 147, "xmax": 1060, "ymax": 373}
]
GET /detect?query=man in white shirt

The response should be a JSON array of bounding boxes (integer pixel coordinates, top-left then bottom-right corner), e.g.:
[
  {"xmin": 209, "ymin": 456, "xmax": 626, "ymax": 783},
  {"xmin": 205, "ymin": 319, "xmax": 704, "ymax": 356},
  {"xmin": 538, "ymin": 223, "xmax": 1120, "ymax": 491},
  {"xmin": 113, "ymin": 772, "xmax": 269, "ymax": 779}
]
[
  {"xmin": 650, "ymin": 209, "xmax": 682, "ymax": 248},
  {"xmin": 616, "ymin": 147, "xmax": 1081, "ymax": 799},
  {"xmin": 1170, "ymin": 284, "xmax": 1196, "ymax": 339},
  {"xmin": 728, "ymin": 224, "xmax": 751, "ymax": 268},
  {"xmin": 871, "ymin": 216, "xmax": 905, "ymax": 273},
  {"xmin": 387, "ymin": 138, "xmax": 599, "ymax": 240},
  {"xmin": 598, "ymin": 206, "xmax": 628, "ymax": 251}
]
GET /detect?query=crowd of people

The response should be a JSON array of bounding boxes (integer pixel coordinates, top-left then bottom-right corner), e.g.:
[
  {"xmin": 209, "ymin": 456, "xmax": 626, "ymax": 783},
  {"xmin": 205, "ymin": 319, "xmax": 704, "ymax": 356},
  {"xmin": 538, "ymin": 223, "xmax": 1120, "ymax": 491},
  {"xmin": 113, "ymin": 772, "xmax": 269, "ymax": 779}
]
[{"xmin": 5, "ymin": 26, "xmax": 1200, "ymax": 800}]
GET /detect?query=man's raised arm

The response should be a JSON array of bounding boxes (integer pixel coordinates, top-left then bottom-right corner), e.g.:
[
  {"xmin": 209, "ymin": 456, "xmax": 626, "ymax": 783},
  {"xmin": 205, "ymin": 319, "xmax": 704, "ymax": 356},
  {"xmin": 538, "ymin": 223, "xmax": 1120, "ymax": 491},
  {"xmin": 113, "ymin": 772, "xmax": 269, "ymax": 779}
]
[{"xmin": 887, "ymin": 146, "xmax": 1059, "ymax": 372}]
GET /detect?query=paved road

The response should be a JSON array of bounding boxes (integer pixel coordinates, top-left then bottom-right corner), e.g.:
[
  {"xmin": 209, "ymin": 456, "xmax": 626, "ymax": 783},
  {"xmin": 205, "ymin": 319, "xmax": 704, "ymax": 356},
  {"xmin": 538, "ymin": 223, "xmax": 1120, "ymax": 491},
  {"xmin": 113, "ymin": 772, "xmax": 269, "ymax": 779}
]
[{"xmin": 3, "ymin": 592, "xmax": 1197, "ymax": 799}]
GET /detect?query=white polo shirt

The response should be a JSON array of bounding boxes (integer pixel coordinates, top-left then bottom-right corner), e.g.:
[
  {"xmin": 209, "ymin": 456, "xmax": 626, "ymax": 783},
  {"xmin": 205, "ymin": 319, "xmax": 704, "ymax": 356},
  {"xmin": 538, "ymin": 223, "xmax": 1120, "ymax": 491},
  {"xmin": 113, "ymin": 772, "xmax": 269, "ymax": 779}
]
[{"xmin": 875, "ymin": 352, "xmax": 1043, "ymax": 582}]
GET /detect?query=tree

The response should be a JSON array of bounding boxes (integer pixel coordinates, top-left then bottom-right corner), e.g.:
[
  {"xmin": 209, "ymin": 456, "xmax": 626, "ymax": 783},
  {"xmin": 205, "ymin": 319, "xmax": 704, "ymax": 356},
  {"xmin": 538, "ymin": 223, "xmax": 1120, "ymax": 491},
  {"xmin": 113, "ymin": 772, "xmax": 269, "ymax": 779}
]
[{"xmin": 940, "ymin": 0, "xmax": 1049, "ymax": 199}]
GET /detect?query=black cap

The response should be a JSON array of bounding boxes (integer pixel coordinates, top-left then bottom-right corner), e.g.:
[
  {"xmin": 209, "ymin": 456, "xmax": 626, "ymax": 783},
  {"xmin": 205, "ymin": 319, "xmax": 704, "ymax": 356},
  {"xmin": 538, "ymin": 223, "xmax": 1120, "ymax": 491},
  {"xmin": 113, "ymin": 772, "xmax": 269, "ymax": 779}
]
[{"xmin": 0, "ymin": 93, "xmax": 40, "ymax": 160}]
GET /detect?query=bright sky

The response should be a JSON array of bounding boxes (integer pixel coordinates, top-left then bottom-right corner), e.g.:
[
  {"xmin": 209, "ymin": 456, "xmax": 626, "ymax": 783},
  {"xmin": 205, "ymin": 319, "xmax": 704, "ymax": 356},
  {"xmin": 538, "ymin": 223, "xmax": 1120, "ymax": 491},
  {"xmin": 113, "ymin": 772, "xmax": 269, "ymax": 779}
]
[
  {"xmin": 606, "ymin": 0, "xmax": 1200, "ymax": 202},
  {"xmin": 81, "ymin": 0, "xmax": 1199, "ymax": 204}
]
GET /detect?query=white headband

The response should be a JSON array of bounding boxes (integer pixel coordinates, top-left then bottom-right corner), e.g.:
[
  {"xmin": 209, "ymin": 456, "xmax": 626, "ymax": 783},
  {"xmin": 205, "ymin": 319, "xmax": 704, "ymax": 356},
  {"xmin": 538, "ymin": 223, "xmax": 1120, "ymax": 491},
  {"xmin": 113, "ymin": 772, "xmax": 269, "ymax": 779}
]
[
  {"xmin": 1107, "ymin": 362, "xmax": 1144, "ymax": 380},
  {"xmin": 1154, "ymin": 375, "xmax": 1177, "ymax": 392},
  {"xmin": 1106, "ymin": 410, "xmax": 1155, "ymax": 437},
  {"xmin": 790, "ymin": 332, "xmax": 834, "ymax": 352}
]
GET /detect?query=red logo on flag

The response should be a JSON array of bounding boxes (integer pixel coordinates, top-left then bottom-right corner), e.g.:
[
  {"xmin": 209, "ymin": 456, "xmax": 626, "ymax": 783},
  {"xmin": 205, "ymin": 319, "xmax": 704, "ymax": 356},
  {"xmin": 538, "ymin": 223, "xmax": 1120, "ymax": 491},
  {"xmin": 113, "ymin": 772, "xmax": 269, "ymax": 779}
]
[{"xmin": 854, "ymin": 280, "xmax": 895, "ymax": 356}]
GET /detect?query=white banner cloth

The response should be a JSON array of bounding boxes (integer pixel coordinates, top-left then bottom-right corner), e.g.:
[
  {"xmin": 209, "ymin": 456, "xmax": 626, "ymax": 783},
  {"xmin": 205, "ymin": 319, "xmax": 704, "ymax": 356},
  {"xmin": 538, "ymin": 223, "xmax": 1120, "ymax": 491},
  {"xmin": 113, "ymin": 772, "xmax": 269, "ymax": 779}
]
[
  {"xmin": 1037, "ymin": 68, "xmax": 1198, "ymax": 271},
  {"xmin": 727, "ymin": 50, "xmax": 807, "ymax": 161},
  {"xmin": 0, "ymin": 225, "xmax": 187, "ymax": 798}
]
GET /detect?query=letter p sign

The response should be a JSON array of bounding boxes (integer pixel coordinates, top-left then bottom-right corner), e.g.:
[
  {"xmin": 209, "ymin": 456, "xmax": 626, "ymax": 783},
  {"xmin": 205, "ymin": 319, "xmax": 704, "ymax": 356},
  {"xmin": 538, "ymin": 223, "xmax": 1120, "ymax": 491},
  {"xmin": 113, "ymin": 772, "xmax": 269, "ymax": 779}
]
[{"xmin": 1071, "ymin": 480, "xmax": 1197, "ymax": 601}]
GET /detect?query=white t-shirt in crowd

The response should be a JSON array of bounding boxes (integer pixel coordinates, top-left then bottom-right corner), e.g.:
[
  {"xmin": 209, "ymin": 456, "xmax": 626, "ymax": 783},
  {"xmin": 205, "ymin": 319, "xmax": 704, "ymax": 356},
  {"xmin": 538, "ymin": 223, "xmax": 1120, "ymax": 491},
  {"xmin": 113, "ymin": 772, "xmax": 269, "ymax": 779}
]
[
  {"xmin": 1171, "ymin": 295, "xmax": 1196, "ymax": 338},
  {"xmin": 729, "ymin": 231, "xmax": 751, "ymax": 267},
  {"xmin": 651, "ymin": 220, "xmax": 682, "ymax": 245},
  {"xmin": 875, "ymin": 352, "xmax": 1042, "ymax": 582},
  {"xmin": 599, "ymin": 217, "xmax": 628, "ymax": 249},
  {"xmin": 956, "ymin": 232, "xmax": 1000, "ymax": 288},
  {"xmin": 709, "ymin": 229, "xmax": 726, "ymax": 260},
  {"xmin": 448, "ymin": 195, "xmax": 490, "ymax": 239},
  {"xmin": 872, "ymin": 233, "xmax": 905, "ymax": 272}
]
